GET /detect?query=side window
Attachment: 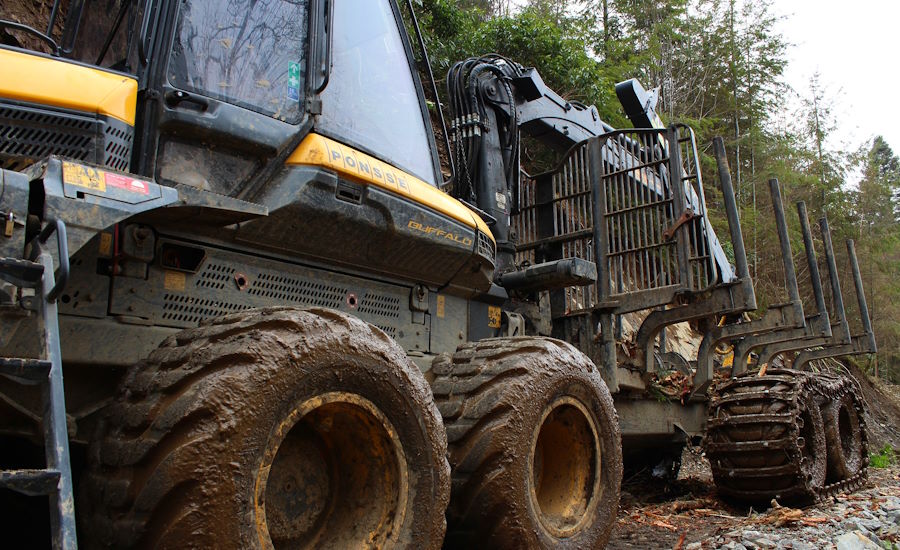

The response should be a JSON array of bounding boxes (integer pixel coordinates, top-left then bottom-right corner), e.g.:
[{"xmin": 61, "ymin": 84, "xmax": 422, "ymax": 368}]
[
  {"xmin": 168, "ymin": 0, "xmax": 308, "ymax": 123},
  {"xmin": 319, "ymin": 0, "xmax": 436, "ymax": 185},
  {"xmin": 69, "ymin": 0, "xmax": 143, "ymax": 73}
]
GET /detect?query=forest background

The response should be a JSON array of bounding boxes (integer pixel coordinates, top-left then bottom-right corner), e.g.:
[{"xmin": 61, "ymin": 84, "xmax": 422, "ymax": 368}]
[{"xmin": 408, "ymin": 0, "xmax": 900, "ymax": 382}]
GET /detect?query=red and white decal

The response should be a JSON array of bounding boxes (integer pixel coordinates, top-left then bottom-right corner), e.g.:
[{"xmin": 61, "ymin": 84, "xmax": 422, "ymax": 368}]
[{"xmin": 105, "ymin": 172, "xmax": 150, "ymax": 195}]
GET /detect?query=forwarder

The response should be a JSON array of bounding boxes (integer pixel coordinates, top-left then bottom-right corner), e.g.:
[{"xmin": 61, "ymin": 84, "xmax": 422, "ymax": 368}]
[{"xmin": 0, "ymin": 0, "xmax": 875, "ymax": 548}]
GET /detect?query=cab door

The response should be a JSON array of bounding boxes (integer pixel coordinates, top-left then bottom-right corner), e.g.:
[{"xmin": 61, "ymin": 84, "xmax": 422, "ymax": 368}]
[{"xmin": 136, "ymin": 0, "xmax": 315, "ymax": 196}]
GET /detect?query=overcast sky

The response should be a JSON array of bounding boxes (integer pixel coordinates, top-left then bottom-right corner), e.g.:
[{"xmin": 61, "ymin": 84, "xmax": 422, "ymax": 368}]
[{"xmin": 773, "ymin": 0, "xmax": 900, "ymax": 156}]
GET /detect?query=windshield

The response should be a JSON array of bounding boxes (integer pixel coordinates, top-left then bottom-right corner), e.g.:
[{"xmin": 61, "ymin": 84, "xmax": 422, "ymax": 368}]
[
  {"xmin": 318, "ymin": 0, "xmax": 436, "ymax": 185},
  {"xmin": 167, "ymin": 0, "xmax": 308, "ymax": 123}
]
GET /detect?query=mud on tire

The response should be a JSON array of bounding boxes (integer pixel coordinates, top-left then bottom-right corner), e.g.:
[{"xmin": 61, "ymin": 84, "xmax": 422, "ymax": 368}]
[
  {"xmin": 706, "ymin": 370, "xmax": 827, "ymax": 504},
  {"xmin": 823, "ymin": 383, "xmax": 866, "ymax": 483},
  {"xmin": 80, "ymin": 307, "xmax": 450, "ymax": 549},
  {"xmin": 431, "ymin": 337, "xmax": 622, "ymax": 549}
]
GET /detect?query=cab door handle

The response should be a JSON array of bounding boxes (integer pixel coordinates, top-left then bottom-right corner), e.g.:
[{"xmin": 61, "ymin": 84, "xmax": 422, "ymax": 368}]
[{"xmin": 165, "ymin": 90, "xmax": 209, "ymax": 111}]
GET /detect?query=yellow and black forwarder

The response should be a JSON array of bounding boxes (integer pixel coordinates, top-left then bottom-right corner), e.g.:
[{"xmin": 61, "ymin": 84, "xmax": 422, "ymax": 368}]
[{"xmin": 0, "ymin": 0, "xmax": 876, "ymax": 548}]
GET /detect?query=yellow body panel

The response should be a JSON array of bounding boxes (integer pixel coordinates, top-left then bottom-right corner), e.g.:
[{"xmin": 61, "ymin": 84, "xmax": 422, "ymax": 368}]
[
  {"xmin": 287, "ymin": 133, "xmax": 494, "ymax": 239},
  {"xmin": 0, "ymin": 48, "xmax": 137, "ymax": 125}
]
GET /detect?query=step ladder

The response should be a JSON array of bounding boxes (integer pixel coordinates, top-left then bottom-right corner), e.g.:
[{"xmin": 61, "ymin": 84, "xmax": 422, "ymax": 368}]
[{"xmin": 0, "ymin": 219, "xmax": 76, "ymax": 549}]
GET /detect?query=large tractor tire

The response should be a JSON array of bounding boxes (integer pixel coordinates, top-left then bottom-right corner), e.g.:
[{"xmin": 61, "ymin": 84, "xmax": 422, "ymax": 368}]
[
  {"xmin": 707, "ymin": 369, "xmax": 868, "ymax": 504},
  {"xmin": 431, "ymin": 337, "xmax": 622, "ymax": 549},
  {"xmin": 80, "ymin": 307, "xmax": 450, "ymax": 549},
  {"xmin": 706, "ymin": 370, "xmax": 827, "ymax": 504}
]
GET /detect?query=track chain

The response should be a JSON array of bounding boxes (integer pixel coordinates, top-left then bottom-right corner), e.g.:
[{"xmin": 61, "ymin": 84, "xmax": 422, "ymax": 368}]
[{"xmin": 706, "ymin": 368, "xmax": 867, "ymax": 504}]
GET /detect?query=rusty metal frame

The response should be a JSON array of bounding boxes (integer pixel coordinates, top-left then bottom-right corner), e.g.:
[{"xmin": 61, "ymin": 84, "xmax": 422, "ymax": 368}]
[
  {"xmin": 755, "ymin": 216, "xmax": 853, "ymax": 365},
  {"xmin": 691, "ymin": 179, "xmax": 807, "ymax": 398},
  {"xmin": 727, "ymin": 201, "xmax": 832, "ymax": 372},
  {"xmin": 633, "ymin": 136, "xmax": 756, "ymax": 376}
]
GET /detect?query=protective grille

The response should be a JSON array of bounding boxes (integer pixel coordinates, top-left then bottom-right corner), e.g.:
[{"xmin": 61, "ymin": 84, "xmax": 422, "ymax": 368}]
[
  {"xmin": 103, "ymin": 121, "xmax": 134, "ymax": 171},
  {"xmin": 512, "ymin": 126, "xmax": 716, "ymax": 315},
  {"xmin": 0, "ymin": 100, "xmax": 134, "ymax": 172},
  {"xmin": 597, "ymin": 130, "xmax": 683, "ymax": 298},
  {"xmin": 477, "ymin": 231, "xmax": 496, "ymax": 262}
]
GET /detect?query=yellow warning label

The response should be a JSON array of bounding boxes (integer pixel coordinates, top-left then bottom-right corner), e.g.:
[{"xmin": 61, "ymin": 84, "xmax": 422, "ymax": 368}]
[
  {"xmin": 488, "ymin": 306, "xmax": 501, "ymax": 329},
  {"xmin": 436, "ymin": 295, "xmax": 445, "ymax": 318},
  {"xmin": 63, "ymin": 161, "xmax": 106, "ymax": 192},
  {"xmin": 163, "ymin": 270, "xmax": 186, "ymax": 291},
  {"xmin": 98, "ymin": 232, "xmax": 113, "ymax": 257}
]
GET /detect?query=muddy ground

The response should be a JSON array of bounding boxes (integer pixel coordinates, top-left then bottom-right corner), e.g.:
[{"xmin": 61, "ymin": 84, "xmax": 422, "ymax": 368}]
[{"xmin": 610, "ymin": 369, "xmax": 900, "ymax": 550}]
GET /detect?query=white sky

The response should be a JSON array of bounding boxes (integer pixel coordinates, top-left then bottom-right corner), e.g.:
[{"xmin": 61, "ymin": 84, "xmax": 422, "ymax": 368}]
[{"xmin": 773, "ymin": 0, "xmax": 900, "ymax": 155}]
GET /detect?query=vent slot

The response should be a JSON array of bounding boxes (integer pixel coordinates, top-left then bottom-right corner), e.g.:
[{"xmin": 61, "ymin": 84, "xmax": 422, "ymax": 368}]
[
  {"xmin": 0, "ymin": 104, "xmax": 95, "ymax": 170},
  {"xmin": 103, "ymin": 122, "xmax": 134, "ymax": 171},
  {"xmin": 358, "ymin": 293, "xmax": 401, "ymax": 318},
  {"xmin": 248, "ymin": 272, "xmax": 346, "ymax": 308},
  {"xmin": 196, "ymin": 262, "xmax": 232, "ymax": 290},
  {"xmin": 375, "ymin": 325, "xmax": 397, "ymax": 338},
  {"xmin": 162, "ymin": 293, "xmax": 250, "ymax": 324}
]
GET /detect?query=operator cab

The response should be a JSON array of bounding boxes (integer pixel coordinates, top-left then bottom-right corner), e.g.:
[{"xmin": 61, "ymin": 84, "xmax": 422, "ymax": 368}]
[{"xmin": 0, "ymin": 0, "xmax": 442, "ymax": 196}]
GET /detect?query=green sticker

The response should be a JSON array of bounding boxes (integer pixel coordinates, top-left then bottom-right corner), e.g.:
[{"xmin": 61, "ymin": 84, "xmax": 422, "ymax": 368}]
[{"xmin": 287, "ymin": 62, "xmax": 300, "ymax": 101}]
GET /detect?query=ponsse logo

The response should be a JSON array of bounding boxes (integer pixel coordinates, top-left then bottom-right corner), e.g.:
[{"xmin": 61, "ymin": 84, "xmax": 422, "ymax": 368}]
[{"xmin": 408, "ymin": 220, "xmax": 473, "ymax": 246}]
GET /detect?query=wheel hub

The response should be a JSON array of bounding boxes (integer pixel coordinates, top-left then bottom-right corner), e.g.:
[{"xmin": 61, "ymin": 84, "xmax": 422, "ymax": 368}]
[
  {"xmin": 258, "ymin": 392, "xmax": 408, "ymax": 549},
  {"xmin": 529, "ymin": 397, "xmax": 601, "ymax": 537}
]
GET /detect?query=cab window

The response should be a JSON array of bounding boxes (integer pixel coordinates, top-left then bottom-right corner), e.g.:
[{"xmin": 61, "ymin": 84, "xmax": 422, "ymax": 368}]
[
  {"xmin": 318, "ymin": 0, "xmax": 437, "ymax": 185},
  {"xmin": 167, "ymin": 0, "xmax": 308, "ymax": 123}
]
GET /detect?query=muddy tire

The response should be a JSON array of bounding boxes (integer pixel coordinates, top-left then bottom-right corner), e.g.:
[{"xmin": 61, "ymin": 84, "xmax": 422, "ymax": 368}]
[
  {"xmin": 823, "ymin": 390, "xmax": 865, "ymax": 482},
  {"xmin": 706, "ymin": 371, "xmax": 827, "ymax": 504},
  {"xmin": 80, "ymin": 307, "xmax": 450, "ymax": 549},
  {"xmin": 431, "ymin": 337, "xmax": 622, "ymax": 549}
]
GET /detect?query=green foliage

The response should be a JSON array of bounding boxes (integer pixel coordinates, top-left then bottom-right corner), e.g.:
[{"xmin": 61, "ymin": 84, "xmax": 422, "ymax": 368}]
[{"xmin": 869, "ymin": 445, "xmax": 896, "ymax": 469}]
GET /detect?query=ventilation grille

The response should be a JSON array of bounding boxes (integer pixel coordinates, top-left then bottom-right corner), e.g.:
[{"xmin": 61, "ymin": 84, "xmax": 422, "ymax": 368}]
[
  {"xmin": 0, "ymin": 100, "xmax": 134, "ymax": 172},
  {"xmin": 477, "ymin": 231, "xmax": 496, "ymax": 263},
  {"xmin": 248, "ymin": 272, "xmax": 346, "ymax": 308},
  {"xmin": 162, "ymin": 293, "xmax": 250, "ymax": 323},
  {"xmin": 103, "ymin": 123, "xmax": 134, "ymax": 171},
  {"xmin": 196, "ymin": 262, "xmax": 232, "ymax": 289},
  {"xmin": 156, "ymin": 258, "xmax": 410, "ymax": 338},
  {"xmin": 358, "ymin": 293, "xmax": 401, "ymax": 318},
  {"xmin": 0, "ymin": 104, "xmax": 95, "ymax": 170},
  {"xmin": 375, "ymin": 325, "xmax": 397, "ymax": 338}
]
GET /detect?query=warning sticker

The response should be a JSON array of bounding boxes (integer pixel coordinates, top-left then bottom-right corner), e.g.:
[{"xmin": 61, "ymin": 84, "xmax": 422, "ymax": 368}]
[
  {"xmin": 63, "ymin": 161, "xmax": 105, "ymax": 192},
  {"xmin": 436, "ymin": 295, "xmax": 445, "ymax": 318},
  {"xmin": 163, "ymin": 270, "xmax": 186, "ymax": 291},
  {"xmin": 63, "ymin": 162, "xmax": 151, "ymax": 196},
  {"xmin": 488, "ymin": 306, "xmax": 501, "ymax": 329}
]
